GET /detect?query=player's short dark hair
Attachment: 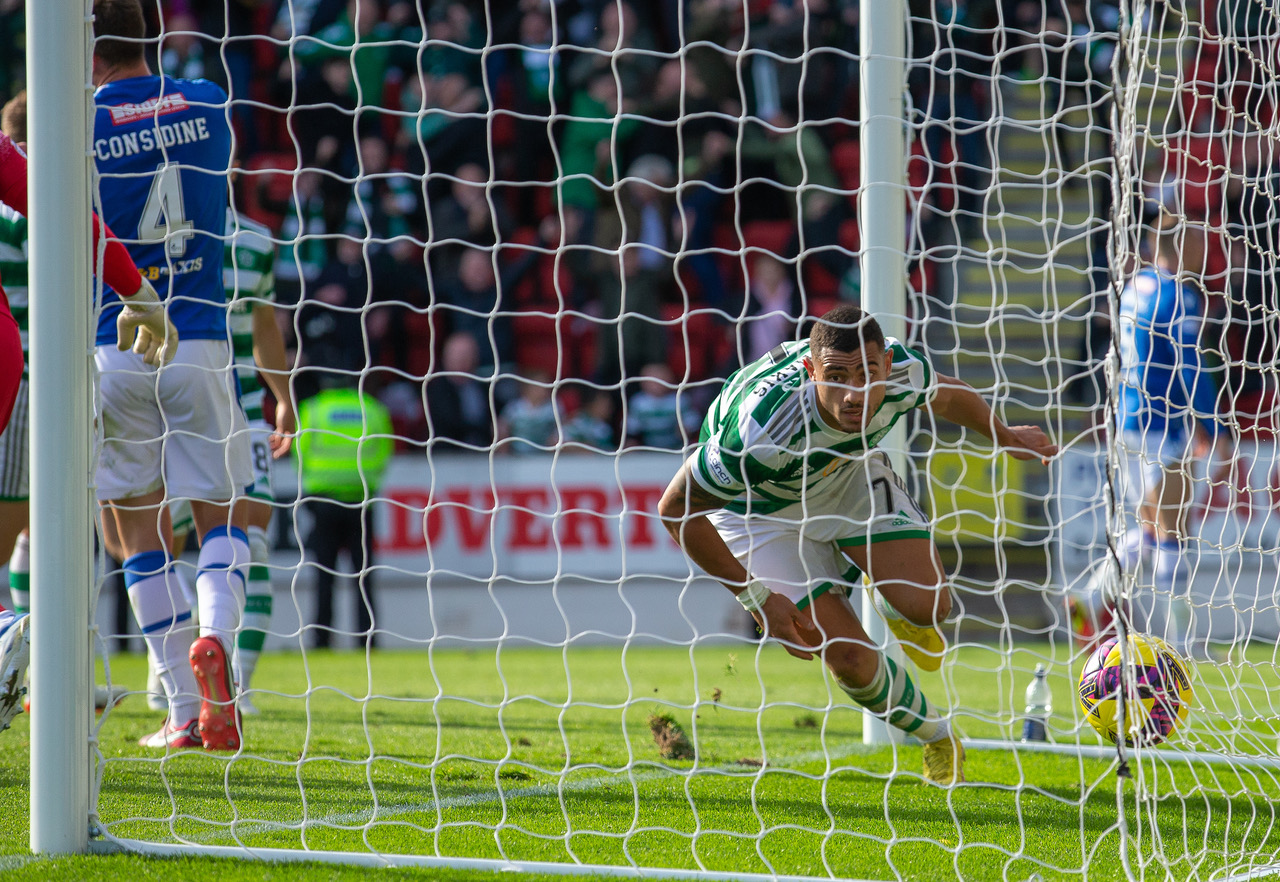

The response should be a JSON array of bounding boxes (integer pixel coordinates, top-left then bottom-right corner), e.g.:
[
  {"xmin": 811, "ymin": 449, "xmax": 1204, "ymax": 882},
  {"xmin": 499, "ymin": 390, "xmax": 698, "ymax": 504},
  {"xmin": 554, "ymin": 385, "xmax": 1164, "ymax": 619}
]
[
  {"xmin": 1, "ymin": 91, "xmax": 26, "ymax": 143},
  {"xmin": 93, "ymin": 0, "xmax": 146, "ymax": 67},
  {"xmin": 809, "ymin": 304, "xmax": 885, "ymax": 358}
]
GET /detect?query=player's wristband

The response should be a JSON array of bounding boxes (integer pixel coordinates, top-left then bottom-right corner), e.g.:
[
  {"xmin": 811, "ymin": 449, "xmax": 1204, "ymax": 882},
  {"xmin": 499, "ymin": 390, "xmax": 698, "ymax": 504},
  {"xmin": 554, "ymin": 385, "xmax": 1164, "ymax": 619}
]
[{"xmin": 735, "ymin": 579, "xmax": 773, "ymax": 613}]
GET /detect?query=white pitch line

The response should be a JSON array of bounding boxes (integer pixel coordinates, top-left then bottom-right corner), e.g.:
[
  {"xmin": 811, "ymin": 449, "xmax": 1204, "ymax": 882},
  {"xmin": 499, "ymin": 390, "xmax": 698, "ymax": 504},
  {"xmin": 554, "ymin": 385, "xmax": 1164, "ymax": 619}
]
[
  {"xmin": 168, "ymin": 741, "xmax": 876, "ymax": 842},
  {"xmin": 1213, "ymin": 864, "xmax": 1280, "ymax": 882}
]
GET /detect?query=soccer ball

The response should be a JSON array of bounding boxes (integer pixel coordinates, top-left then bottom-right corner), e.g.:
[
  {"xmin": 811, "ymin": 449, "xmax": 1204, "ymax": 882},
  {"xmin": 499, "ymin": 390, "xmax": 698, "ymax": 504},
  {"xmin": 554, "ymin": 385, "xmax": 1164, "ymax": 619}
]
[{"xmin": 1077, "ymin": 634, "xmax": 1193, "ymax": 747}]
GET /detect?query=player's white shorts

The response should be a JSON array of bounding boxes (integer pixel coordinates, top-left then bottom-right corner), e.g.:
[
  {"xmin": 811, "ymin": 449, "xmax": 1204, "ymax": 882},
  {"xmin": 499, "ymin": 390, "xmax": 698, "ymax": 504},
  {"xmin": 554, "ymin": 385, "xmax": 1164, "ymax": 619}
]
[
  {"xmin": 94, "ymin": 339, "xmax": 253, "ymax": 502},
  {"xmin": 168, "ymin": 416, "xmax": 267, "ymax": 536},
  {"xmin": 1117, "ymin": 426, "xmax": 1192, "ymax": 509},
  {"xmin": 0, "ymin": 375, "xmax": 29, "ymax": 500},
  {"xmin": 708, "ymin": 451, "xmax": 931, "ymax": 610}
]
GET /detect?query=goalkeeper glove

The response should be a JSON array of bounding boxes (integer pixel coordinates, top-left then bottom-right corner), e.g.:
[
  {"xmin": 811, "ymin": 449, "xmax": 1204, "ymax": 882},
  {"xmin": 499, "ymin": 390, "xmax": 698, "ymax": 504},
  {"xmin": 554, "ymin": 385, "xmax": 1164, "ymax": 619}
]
[{"xmin": 116, "ymin": 278, "xmax": 178, "ymax": 366}]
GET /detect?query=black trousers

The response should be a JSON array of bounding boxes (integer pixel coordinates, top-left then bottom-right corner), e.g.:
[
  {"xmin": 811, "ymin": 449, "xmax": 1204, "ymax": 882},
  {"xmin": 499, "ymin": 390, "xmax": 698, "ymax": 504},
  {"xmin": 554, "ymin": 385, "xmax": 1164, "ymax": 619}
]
[{"xmin": 304, "ymin": 498, "xmax": 376, "ymax": 648}]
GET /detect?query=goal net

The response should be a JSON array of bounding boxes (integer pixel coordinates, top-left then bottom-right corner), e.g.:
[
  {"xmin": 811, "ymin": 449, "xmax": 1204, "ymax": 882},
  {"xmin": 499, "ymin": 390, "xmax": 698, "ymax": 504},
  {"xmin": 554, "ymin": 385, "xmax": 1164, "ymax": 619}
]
[{"xmin": 16, "ymin": 0, "xmax": 1280, "ymax": 879}]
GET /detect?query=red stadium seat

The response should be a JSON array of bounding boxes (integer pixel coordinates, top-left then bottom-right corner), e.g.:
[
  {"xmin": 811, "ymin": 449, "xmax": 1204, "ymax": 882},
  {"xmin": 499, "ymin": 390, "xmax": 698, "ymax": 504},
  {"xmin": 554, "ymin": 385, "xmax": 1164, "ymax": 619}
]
[
  {"xmin": 1169, "ymin": 135, "xmax": 1226, "ymax": 220},
  {"xmin": 514, "ymin": 309, "xmax": 600, "ymax": 379},
  {"xmin": 514, "ymin": 310, "xmax": 563, "ymax": 377},
  {"xmin": 831, "ymin": 140, "xmax": 861, "ymax": 192},
  {"xmin": 662, "ymin": 305, "xmax": 729, "ymax": 382},
  {"xmin": 403, "ymin": 310, "xmax": 440, "ymax": 380},
  {"xmin": 804, "ymin": 295, "xmax": 839, "ymax": 319},
  {"xmin": 740, "ymin": 220, "xmax": 795, "ymax": 259},
  {"xmin": 838, "ymin": 218, "xmax": 861, "ymax": 253},
  {"xmin": 801, "ymin": 259, "xmax": 840, "ymax": 300}
]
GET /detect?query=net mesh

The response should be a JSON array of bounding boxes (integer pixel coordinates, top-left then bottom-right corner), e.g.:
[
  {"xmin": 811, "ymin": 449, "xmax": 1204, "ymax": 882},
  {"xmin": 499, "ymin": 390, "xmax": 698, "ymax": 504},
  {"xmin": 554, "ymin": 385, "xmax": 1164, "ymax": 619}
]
[
  {"xmin": 1102, "ymin": 4, "xmax": 1280, "ymax": 876},
  {"xmin": 28, "ymin": 0, "xmax": 1277, "ymax": 879}
]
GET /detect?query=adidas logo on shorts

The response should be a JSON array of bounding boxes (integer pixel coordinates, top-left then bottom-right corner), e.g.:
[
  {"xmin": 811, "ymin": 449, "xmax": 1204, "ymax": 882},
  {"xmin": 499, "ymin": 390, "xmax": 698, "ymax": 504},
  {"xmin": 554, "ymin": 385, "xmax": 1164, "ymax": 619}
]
[{"xmin": 891, "ymin": 510, "xmax": 914, "ymax": 527}]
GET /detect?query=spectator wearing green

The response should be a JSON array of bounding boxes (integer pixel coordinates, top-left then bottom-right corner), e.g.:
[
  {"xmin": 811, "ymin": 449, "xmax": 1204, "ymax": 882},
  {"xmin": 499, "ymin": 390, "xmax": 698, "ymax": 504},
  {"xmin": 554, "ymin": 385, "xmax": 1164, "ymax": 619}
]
[
  {"xmin": 296, "ymin": 381, "xmax": 394, "ymax": 650},
  {"xmin": 291, "ymin": 0, "xmax": 396, "ymax": 107}
]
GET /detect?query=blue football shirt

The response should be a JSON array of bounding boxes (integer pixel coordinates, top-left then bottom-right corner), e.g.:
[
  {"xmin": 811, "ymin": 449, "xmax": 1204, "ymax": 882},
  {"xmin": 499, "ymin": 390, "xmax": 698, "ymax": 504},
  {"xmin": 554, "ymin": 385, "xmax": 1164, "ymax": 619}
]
[
  {"xmin": 92, "ymin": 75, "xmax": 231, "ymax": 345},
  {"xmin": 1116, "ymin": 266, "xmax": 1218, "ymax": 441}
]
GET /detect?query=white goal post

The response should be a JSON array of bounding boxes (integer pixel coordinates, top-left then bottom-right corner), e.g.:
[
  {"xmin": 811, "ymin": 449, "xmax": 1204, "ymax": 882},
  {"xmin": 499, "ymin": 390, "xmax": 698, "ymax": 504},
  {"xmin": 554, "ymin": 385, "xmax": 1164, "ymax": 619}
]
[
  {"xmin": 18, "ymin": 0, "xmax": 1280, "ymax": 879},
  {"xmin": 26, "ymin": 0, "xmax": 93, "ymax": 856}
]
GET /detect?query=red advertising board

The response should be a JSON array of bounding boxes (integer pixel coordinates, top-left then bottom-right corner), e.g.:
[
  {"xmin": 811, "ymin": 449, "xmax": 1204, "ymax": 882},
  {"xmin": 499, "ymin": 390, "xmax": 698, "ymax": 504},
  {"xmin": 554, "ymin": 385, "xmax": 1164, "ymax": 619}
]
[{"xmin": 366, "ymin": 450, "xmax": 690, "ymax": 580}]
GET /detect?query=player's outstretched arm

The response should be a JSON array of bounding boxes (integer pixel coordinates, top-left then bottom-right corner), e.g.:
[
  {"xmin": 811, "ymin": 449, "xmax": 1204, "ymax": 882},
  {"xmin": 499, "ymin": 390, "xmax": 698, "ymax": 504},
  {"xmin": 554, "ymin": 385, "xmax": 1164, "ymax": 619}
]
[
  {"xmin": 253, "ymin": 302, "xmax": 296, "ymax": 457},
  {"xmin": 657, "ymin": 458, "xmax": 821, "ymax": 660},
  {"xmin": 928, "ymin": 372, "xmax": 1058, "ymax": 465}
]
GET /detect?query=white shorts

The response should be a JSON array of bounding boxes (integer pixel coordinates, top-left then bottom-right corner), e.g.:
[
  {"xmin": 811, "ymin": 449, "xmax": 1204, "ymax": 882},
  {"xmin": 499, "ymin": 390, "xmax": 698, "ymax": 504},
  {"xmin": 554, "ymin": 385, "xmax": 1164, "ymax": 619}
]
[
  {"xmin": 709, "ymin": 451, "xmax": 931, "ymax": 610},
  {"xmin": 0, "ymin": 375, "xmax": 28, "ymax": 500},
  {"xmin": 95, "ymin": 339, "xmax": 253, "ymax": 502},
  {"xmin": 1117, "ymin": 427, "xmax": 1191, "ymax": 509}
]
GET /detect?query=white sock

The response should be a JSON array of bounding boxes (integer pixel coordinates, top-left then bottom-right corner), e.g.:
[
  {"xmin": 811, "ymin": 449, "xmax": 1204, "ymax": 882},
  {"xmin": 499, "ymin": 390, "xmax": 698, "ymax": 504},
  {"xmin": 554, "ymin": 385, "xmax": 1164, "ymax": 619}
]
[
  {"xmin": 841, "ymin": 654, "xmax": 948, "ymax": 743},
  {"xmin": 175, "ymin": 559, "xmax": 197, "ymax": 610},
  {"xmin": 8, "ymin": 531, "xmax": 28, "ymax": 614},
  {"xmin": 195, "ymin": 526, "xmax": 249, "ymax": 656},
  {"xmin": 1154, "ymin": 539, "xmax": 1191, "ymax": 647},
  {"xmin": 236, "ymin": 526, "xmax": 272, "ymax": 690},
  {"xmin": 873, "ymin": 589, "xmax": 908, "ymax": 622},
  {"xmin": 1153, "ymin": 539, "xmax": 1186, "ymax": 597},
  {"xmin": 147, "ymin": 566, "xmax": 195, "ymax": 708},
  {"xmin": 124, "ymin": 550, "xmax": 200, "ymax": 724}
]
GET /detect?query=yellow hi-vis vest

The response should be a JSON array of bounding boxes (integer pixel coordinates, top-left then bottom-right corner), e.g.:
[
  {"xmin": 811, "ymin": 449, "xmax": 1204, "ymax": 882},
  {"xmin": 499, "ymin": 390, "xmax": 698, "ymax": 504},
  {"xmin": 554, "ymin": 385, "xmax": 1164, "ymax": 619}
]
[{"xmin": 296, "ymin": 387, "xmax": 394, "ymax": 502}]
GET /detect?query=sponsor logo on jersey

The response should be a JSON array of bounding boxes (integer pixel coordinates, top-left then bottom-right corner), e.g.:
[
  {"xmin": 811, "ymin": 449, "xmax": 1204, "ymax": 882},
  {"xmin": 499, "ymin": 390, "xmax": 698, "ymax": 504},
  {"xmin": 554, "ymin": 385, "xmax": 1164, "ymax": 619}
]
[
  {"xmin": 107, "ymin": 93, "xmax": 189, "ymax": 126},
  {"xmin": 705, "ymin": 446, "xmax": 733, "ymax": 486},
  {"xmin": 819, "ymin": 457, "xmax": 847, "ymax": 478},
  {"xmin": 139, "ymin": 257, "xmax": 204, "ymax": 280},
  {"xmin": 748, "ymin": 367, "xmax": 802, "ymax": 401}
]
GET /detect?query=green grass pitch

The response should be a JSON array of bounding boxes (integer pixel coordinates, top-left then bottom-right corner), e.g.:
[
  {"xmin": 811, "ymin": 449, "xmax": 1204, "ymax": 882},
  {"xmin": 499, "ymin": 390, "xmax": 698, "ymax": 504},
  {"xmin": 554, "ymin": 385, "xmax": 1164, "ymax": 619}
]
[{"xmin": 4, "ymin": 641, "xmax": 1280, "ymax": 881}]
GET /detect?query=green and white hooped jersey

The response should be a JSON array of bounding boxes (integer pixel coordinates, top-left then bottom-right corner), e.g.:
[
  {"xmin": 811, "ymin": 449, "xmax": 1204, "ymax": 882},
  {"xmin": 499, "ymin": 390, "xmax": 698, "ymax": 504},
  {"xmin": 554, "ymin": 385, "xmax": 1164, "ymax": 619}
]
[
  {"xmin": 0, "ymin": 204, "xmax": 28, "ymax": 378},
  {"xmin": 692, "ymin": 338, "xmax": 935, "ymax": 515},
  {"xmin": 224, "ymin": 209, "xmax": 277, "ymax": 421}
]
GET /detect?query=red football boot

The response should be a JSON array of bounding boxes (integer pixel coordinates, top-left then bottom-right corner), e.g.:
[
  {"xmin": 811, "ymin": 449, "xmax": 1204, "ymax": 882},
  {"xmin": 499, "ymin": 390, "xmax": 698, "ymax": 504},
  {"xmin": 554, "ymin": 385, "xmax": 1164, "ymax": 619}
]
[{"xmin": 189, "ymin": 636, "xmax": 241, "ymax": 751}]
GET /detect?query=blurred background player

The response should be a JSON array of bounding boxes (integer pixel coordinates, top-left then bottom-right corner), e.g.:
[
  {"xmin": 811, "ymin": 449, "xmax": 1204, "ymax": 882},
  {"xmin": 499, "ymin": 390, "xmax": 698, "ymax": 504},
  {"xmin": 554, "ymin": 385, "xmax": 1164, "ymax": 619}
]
[
  {"xmin": 295, "ymin": 376, "xmax": 392, "ymax": 650},
  {"xmin": 92, "ymin": 0, "xmax": 252, "ymax": 751},
  {"xmin": 1111, "ymin": 214, "xmax": 1228, "ymax": 660},
  {"xmin": 625, "ymin": 362, "xmax": 700, "ymax": 450},
  {"xmin": 223, "ymin": 202, "xmax": 294, "ymax": 711},
  {"xmin": 658, "ymin": 305, "xmax": 1057, "ymax": 786}
]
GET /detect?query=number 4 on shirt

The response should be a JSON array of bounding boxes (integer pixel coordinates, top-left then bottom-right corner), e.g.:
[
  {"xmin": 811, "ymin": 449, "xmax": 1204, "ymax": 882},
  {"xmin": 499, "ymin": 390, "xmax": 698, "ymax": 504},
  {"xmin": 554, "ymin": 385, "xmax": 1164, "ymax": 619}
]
[{"xmin": 138, "ymin": 164, "xmax": 193, "ymax": 258}]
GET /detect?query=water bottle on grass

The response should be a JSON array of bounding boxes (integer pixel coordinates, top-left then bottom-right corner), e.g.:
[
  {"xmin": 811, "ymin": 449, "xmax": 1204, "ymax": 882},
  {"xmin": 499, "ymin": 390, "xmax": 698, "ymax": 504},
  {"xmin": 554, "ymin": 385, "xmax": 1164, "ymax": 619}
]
[{"xmin": 1021, "ymin": 664, "xmax": 1051, "ymax": 743}]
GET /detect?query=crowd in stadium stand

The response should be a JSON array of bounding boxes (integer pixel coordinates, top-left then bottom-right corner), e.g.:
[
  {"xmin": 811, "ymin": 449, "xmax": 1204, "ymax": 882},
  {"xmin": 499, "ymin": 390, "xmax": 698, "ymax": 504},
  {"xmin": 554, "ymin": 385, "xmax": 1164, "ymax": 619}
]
[
  {"xmin": 111, "ymin": 0, "xmax": 890, "ymax": 453},
  {"xmin": 16, "ymin": 1, "xmax": 1276, "ymax": 452}
]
